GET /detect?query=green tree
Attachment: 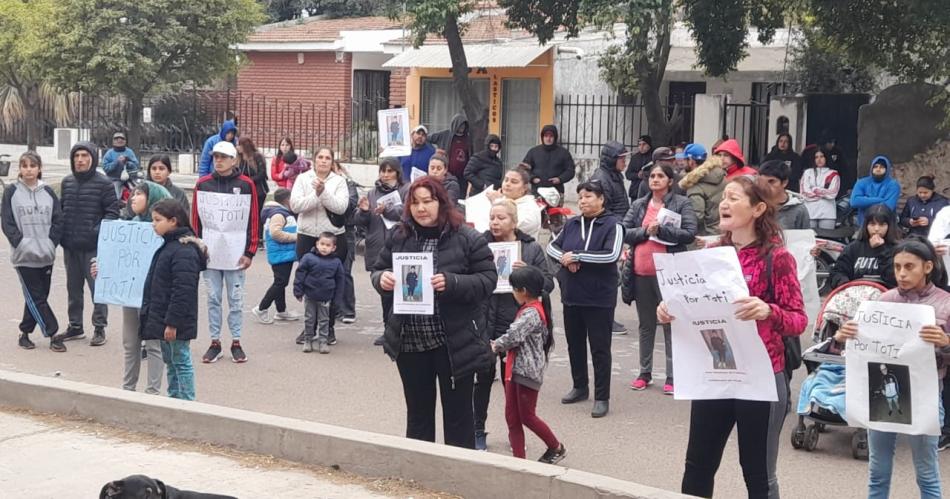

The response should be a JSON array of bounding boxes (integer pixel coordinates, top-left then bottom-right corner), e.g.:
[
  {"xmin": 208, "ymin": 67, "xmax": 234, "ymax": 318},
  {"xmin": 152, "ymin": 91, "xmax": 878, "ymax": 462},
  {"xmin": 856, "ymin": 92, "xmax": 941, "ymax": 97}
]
[
  {"xmin": 788, "ymin": 26, "xmax": 876, "ymax": 94},
  {"xmin": 502, "ymin": 0, "xmax": 787, "ymax": 145},
  {"xmin": 263, "ymin": 0, "xmax": 380, "ymax": 21},
  {"xmin": 42, "ymin": 0, "xmax": 266, "ymax": 150},
  {"xmin": 385, "ymin": 0, "xmax": 488, "ymax": 147}
]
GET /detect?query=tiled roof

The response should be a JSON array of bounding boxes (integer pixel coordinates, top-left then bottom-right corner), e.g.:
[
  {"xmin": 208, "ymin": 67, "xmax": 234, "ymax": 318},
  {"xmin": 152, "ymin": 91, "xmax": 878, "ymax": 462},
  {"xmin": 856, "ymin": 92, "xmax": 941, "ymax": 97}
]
[{"xmin": 248, "ymin": 16, "xmax": 403, "ymax": 43}]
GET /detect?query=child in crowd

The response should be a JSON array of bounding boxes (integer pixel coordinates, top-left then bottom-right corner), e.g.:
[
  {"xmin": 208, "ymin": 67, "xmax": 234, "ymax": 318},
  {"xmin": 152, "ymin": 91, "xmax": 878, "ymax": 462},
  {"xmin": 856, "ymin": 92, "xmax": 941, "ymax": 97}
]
[
  {"xmin": 278, "ymin": 151, "xmax": 311, "ymax": 190},
  {"xmin": 140, "ymin": 199, "xmax": 207, "ymax": 400},
  {"xmin": 491, "ymin": 266, "xmax": 565, "ymax": 464},
  {"xmin": 252, "ymin": 188, "xmax": 299, "ymax": 324},
  {"xmin": 293, "ymin": 232, "xmax": 344, "ymax": 354}
]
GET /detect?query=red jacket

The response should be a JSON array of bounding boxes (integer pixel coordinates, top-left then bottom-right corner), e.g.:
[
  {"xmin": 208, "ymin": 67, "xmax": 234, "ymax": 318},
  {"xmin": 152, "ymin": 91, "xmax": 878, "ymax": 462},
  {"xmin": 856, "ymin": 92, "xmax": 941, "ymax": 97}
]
[
  {"xmin": 726, "ymin": 164, "xmax": 758, "ymax": 179},
  {"xmin": 737, "ymin": 244, "xmax": 808, "ymax": 373},
  {"xmin": 271, "ymin": 155, "xmax": 288, "ymax": 189}
]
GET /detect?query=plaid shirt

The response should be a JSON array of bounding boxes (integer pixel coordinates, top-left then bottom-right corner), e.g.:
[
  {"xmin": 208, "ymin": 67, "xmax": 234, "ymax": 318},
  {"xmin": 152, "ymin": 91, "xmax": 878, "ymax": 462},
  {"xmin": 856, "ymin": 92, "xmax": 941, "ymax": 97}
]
[{"xmin": 401, "ymin": 238, "xmax": 446, "ymax": 353}]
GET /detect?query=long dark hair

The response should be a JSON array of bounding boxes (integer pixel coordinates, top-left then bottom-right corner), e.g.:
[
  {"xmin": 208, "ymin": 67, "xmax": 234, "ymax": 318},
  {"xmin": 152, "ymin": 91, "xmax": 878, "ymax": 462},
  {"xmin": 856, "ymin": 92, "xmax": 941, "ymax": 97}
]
[
  {"xmin": 857, "ymin": 204, "xmax": 901, "ymax": 245},
  {"xmin": 151, "ymin": 198, "xmax": 191, "ymax": 231},
  {"xmin": 146, "ymin": 155, "xmax": 172, "ymax": 181},
  {"xmin": 719, "ymin": 176, "xmax": 784, "ymax": 253},
  {"xmin": 892, "ymin": 236, "xmax": 948, "ymax": 289},
  {"xmin": 379, "ymin": 157, "xmax": 404, "ymax": 186},
  {"xmin": 277, "ymin": 136, "xmax": 294, "ymax": 159},
  {"xmin": 401, "ymin": 176, "xmax": 464, "ymax": 232},
  {"xmin": 238, "ymin": 137, "xmax": 262, "ymax": 173},
  {"xmin": 508, "ymin": 266, "xmax": 555, "ymax": 357}
]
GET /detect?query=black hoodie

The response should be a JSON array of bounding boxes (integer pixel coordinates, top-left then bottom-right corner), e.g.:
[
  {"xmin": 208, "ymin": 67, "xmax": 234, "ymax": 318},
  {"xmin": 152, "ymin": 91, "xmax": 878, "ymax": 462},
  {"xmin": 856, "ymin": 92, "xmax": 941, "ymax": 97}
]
[
  {"xmin": 463, "ymin": 134, "xmax": 503, "ymax": 195},
  {"xmin": 829, "ymin": 239, "xmax": 897, "ymax": 289},
  {"xmin": 59, "ymin": 141, "xmax": 120, "ymax": 251},
  {"xmin": 428, "ymin": 114, "xmax": 473, "ymax": 176},
  {"xmin": 522, "ymin": 125, "xmax": 576, "ymax": 194},
  {"xmin": 764, "ymin": 134, "xmax": 804, "ymax": 193}
]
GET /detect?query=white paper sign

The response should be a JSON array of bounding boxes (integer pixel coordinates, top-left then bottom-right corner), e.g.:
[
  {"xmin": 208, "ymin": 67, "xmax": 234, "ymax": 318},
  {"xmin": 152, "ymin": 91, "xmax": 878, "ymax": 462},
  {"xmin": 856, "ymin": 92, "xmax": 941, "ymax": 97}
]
[
  {"xmin": 784, "ymin": 229, "xmax": 821, "ymax": 329},
  {"xmin": 378, "ymin": 108, "xmax": 411, "ymax": 158},
  {"xmin": 377, "ymin": 190, "xmax": 402, "ymax": 229},
  {"xmin": 489, "ymin": 242, "xmax": 520, "ymax": 294},
  {"xmin": 196, "ymin": 191, "xmax": 252, "ymax": 270},
  {"xmin": 464, "ymin": 187, "xmax": 494, "ymax": 233},
  {"xmin": 654, "ymin": 247, "xmax": 779, "ymax": 401},
  {"xmin": 845, "ymin": 301, "xmax": 941, "ymax": 435},
  {"xmin": 411, "ymin": 167, "xmax": 427, "ymax": 182},
  {"xmin": 393, "ymin": 252, "xmax": 434, "ymax": 315},
  {"xmin": 649, "ymin": 208, "xmax": 682, "ymax": 246}
]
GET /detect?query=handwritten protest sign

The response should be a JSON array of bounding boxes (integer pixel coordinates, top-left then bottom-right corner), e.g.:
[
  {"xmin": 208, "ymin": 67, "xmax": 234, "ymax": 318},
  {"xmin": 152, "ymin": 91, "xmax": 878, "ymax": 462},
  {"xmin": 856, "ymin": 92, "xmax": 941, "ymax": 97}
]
[
  {"xmin": 393, "ymin": 252, "xmax": 434, "ymax": 315},
  {"xmin": 654, "ymin": 247, "xmax": 778, "ymax": 401},
  {"xmin": 196, "ymin": 191, "xmax": 251, "ymax": 270},
  {"xmin": 93, "ymin": 220, "xmax": 164, "ymax": 308},
  {"xmin": 784, "ymin": 229, "xmax": 821, "ymax": 328},
  {"xmin": 846, "ymin": 301, "xmax": 941, "ymax": 435}
]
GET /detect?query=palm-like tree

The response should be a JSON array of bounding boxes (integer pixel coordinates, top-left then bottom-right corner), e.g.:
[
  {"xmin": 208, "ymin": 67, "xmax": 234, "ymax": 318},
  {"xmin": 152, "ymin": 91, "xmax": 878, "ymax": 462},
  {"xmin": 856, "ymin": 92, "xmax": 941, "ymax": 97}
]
[{"xmin": 0, "ymin": 82, "xmax": 76, "ymax": 150}]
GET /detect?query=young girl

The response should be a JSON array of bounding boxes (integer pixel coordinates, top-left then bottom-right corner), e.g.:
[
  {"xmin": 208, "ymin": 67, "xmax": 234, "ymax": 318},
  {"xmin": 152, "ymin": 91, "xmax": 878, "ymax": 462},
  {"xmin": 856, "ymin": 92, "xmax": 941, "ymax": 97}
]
[
  {"xmin": 835, "ymin": 237, "xmax": 948, "ymax": 499},
  {"xmin": 800, "ymin": 146, "xmax": 840, "ymax": 230},
  {"xmin": 829, "ymin": 204, "xmax": 900, "ymax": 289},
  {"xmin": 140, "ymin": 199, "xmax": 207, "ymax": 400},
  {"xmin": 1, "ymin": 152, "xmax": 64, "ymax": 351},
  {"xmin": 271, "ymin": 137, "xmax": 294, "ymax": 189},
  {"xmin": 491, "ymin": 266, "xmax": 565, "ymax": 464}
]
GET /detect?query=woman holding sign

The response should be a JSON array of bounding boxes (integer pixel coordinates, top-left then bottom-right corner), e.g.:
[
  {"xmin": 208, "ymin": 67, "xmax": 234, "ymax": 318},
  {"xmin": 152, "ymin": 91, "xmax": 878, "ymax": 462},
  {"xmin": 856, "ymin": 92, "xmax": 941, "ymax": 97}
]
[
  {"xmin": 622, "ymin": 163, "xmax": 697, "ymax": 395},
  {"xmin": 658, "ymin": 176, "xmax": 807, "ymax": 499},
  {"xmin": 834, "ymin": 237, "xmax": 949, "ymax": 499},
  {"xmin": 371, "ymin": 176, "xmax": 496, "ymax": 449},
  {"xmin": 2, "ymin": 152, "xmax": 65, "ymax": 352},
  {"xmin": 472, "ymin": 198, "xmax": 554, "ymax": 449}
]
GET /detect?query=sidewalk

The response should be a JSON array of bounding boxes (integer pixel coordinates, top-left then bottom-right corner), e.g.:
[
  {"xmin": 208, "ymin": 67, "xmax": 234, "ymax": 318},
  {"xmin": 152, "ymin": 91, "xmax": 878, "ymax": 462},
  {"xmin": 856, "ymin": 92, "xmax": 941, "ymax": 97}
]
[{"xmin": 0, "ymin": 410, "xmax": 445, "ymax": 498}]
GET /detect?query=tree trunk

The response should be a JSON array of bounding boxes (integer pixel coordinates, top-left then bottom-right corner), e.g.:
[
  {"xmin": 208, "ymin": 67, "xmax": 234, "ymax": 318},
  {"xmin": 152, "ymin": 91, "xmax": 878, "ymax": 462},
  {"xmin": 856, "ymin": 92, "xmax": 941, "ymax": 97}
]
[
  {"xmin": 22, "ymin": 84, "xmax": 41, "ymax": 152},
  {"xmin": 639, "ymin": 78, "xmax": 680, "ymax": 146},
  {"xmin": 126, "ymin": 93, "xmax": 144, "ymax": 152},
  {"xmin": 443, "ymin": 14, "xmax": 488, "ymax": 150}
]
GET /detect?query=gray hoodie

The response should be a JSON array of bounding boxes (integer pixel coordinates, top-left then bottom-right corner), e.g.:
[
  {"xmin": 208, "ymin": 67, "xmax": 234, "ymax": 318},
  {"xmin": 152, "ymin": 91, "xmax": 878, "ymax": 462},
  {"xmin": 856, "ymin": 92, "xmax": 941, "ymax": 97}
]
[
  {"xmin": 776, "ymin": 190, "xmax": 811, "ymax": 231},
  {"xmin": 1, "ymin": 179, "xmax": 64, "ymax": 268}
]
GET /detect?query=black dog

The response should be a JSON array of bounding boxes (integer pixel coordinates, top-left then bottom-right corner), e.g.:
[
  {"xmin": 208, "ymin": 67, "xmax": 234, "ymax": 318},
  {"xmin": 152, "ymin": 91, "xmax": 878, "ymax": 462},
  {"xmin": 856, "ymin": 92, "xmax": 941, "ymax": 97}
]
[{"xmin": 99, "ymin": 474, "xmax": 238, "ymax": 499}]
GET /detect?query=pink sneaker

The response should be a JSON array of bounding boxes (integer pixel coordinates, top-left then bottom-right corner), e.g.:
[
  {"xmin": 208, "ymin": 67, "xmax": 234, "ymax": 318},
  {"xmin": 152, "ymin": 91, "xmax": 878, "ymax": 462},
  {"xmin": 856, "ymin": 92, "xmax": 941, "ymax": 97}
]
[
  {"xmin": 663, "ymin": 380, "xmax": 674, "ymax": 395},
  {"xmin": 630, "ymin": 375, "xmax": 652, "ymax": 391}
]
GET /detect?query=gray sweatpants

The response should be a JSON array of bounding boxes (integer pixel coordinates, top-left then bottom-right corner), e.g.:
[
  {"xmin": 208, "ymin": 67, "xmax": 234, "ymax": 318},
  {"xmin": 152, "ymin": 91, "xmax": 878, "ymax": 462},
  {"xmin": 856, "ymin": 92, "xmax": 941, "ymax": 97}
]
[
  {"xmin": 121, "ymin": 307, "xmax": 162, "ymax": 395},
  {"xmin": 303, "ymin": 298, "xmax": 331, "ymax": 343},
  {"xmin": 634, "ymin": 274, "xmax": 672, "ymax": 378},
  {"xmin": 64, "ymin": 248, "xmax": 108, "ymax": 330},
  {"xmin": 766, "ymin": 371, "xmax": 790, "ymax": 499}
]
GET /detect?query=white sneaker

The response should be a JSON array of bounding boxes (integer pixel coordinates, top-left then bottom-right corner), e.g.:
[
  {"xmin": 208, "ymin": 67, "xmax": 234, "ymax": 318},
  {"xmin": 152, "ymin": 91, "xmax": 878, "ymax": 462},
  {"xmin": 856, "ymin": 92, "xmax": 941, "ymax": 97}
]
[
  {"xmin": 274, "ymin": 310, "xmax": 301, "ymax": 321},
  {"xmin": 341, "ymin": 315, "xmax": 356, "ymax": 324},
  {"xmin": 251, "ymin": 306, "xmax": 274, "ymax": 324}
]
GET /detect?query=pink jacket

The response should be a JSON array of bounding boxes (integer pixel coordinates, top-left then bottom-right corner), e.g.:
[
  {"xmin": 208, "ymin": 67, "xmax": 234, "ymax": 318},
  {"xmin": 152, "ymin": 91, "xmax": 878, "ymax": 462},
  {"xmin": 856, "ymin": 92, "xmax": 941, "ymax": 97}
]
[
  {"xmin": 737, "ymin": 244, "xmax": 809, "ymax": 373},
  {"xmin": 877, "ymin": 283, "xmax": 950, "ymax": 378}
]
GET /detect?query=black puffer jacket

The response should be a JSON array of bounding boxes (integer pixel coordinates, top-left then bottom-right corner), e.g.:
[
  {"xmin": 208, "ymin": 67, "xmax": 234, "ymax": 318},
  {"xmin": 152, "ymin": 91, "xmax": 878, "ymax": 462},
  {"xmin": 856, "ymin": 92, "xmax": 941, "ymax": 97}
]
[
  {"xmin": 60, "ymin": 142, "xmax": 121, "ymax": 251},
  {"xmin": 522, "ymin": 125, "xmax": 576, "ymax": 194},
  {"xmin": 355, "ymin": 181, "xmax": 409, "ymax": 270},
  {"xmin": 589, "ymin": 164, "xmax": 629, "ymax": 218},
  {"xmin": 372, "ymin": 222, "xmax": 496, "ymax": 377},
  {"xmin": 139, "ymin": 228, "xmax": 208, "ymax": 341},
  {"xmin": 464, "ymin": 134, "xmax": 503, "ymax": 195},
  {"xmin": 483, "ymin": 230, "xmax": 555, "ymax": 339}
]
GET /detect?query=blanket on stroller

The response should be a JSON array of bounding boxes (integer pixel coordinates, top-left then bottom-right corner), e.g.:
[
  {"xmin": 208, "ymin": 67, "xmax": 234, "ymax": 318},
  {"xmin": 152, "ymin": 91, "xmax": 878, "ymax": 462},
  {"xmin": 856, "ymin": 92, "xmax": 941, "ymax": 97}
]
[{"xmin": 797, "ymin": 364, "xmax": 847, "ymax": 417}]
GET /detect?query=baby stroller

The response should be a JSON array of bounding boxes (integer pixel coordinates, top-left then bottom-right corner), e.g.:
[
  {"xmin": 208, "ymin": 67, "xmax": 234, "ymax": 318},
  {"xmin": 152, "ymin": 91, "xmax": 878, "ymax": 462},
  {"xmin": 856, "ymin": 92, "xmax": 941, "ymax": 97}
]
[{"xmin": 790, "ymin": 279, "xmax": 889, "ymax": 460}]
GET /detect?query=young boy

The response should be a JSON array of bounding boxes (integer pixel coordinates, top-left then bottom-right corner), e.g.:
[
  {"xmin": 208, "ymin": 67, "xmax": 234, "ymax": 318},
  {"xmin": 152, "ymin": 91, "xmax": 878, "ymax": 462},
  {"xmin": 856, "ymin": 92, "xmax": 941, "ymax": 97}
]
[
  {"xmin": 293, "ymin": 232, "xmax": 344, "ymax": 354},
  {"xmin": 252, "ymin": 188, "xmax": 299, "ymax": 324}
]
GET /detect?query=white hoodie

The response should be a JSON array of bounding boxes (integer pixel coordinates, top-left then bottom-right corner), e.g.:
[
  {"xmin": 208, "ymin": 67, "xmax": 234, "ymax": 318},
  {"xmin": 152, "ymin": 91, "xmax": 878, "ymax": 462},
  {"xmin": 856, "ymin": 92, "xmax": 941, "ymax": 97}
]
[{"xmin": 289, "ymin": 169, "xmax": 349, "ymax": 237}]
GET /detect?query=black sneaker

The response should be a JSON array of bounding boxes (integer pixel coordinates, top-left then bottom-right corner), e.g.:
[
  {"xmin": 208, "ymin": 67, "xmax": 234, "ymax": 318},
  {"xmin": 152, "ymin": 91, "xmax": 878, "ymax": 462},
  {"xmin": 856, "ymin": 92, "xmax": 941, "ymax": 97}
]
[
  {"xmin": 18, "ymin": 333, "xmax": 35, "ymax": 350},
  {"xmin": 231, "ymin": 341, "xmax": 247, "ymax": 363},
  {"xmin": 202, "ymin": 341, "xmax": 223, "ymax": 363},
  {"xmin": 538, "ymin": 444, "xmax": 566, "ymax": 464},
  {"xmin": 90, "ymin": 327, "xmax": 106, "ymax": 346},
  {"xmin": 60, "ymin": 326, "xmax": 85, "ymax": 342},
  {"xmin": 295, "ymin": 331, "xmax": 306, "ymax": 345},
  {"xmin": 327, "ymin": 329, "xmax": 338, "ymax": 346},
  {"xmin": 141, "ymin": 344, "xmax": 147, "ymax": 360},
  {"xmin": 49, "ymin": 335, "xmax": 66, "ymax": 353},
  {"xmin": 373, "ymin": 335, "xmax": 385, "ymax": 346},
  {"xmin": 939, "ymin": 435, "xmax": 950, "ymax": 452},
  {"xmin": 341, "ymin": 315, "xmax": 356, "ymax": 324}
]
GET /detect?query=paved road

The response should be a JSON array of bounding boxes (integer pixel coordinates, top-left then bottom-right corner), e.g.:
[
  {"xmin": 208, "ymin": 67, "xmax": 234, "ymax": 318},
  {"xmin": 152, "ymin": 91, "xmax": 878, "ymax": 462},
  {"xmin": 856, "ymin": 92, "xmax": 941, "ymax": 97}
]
[
  {"xmin": 0, "ymin": 411, "xmax": 444, "ymax": 498},
  {"xmin": 0, "ymin": 244, "xmax": 944, "ymax": 498}
]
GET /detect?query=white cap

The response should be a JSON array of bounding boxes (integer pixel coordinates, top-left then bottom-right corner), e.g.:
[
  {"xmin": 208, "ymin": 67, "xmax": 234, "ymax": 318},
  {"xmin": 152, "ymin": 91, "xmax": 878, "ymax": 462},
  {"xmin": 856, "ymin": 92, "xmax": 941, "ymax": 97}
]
[
  {"xmin": 412, "ymin": 125, "xmax": 428, "ymax": 134},
  {"xmin": 212, "ymin": 141, "xmax": 237, "ymax": 158}
]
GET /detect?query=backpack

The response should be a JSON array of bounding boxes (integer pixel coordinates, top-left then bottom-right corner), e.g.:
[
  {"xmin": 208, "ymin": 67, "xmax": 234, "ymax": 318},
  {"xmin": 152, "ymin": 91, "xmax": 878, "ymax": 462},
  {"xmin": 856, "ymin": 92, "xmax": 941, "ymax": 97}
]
[{"xmin": 764, "ymin": 252, "xmax": 803, "ymax": 379}]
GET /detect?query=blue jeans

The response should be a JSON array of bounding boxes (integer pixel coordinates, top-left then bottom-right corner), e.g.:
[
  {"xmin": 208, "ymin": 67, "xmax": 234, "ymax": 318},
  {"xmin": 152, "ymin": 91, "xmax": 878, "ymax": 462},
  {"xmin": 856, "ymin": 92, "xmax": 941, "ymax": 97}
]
[
  {"xmin": 868, "ymin": 396, "xmax": 944, "ymax": 498},
  {"xmin": 204, "ymin": 269, "xmax": 245, "ymax": 341},
  {"xmin": 161, "ymin": 340, "xmax": 195, "ymax": 400}
]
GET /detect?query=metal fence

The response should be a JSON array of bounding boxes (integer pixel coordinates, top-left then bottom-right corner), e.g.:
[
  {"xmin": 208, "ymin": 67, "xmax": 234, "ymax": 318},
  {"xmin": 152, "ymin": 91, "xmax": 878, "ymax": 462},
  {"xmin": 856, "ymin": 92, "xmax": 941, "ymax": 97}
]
[
  {"xmin": 554, "ymin": 94, "xmax": 695, "ymax": 157},
  {"xmin": 723, "ymin": 101, "xmax": 770, "ymax": 166},
  {"xmin": 0, "ymin": 98, "xmax": 61, "ymax": 147},
  {"xmin": 74, "ymin": 90, "xmax": 388, "ymax": 162}
]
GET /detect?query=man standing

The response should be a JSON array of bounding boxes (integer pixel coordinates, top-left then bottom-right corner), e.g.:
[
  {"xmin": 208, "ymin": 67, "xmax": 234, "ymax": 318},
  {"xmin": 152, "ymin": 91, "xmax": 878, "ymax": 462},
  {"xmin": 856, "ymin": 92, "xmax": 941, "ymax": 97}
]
[
  {"xmin": 464, "ymin": 134, "xmax": 504, "ymax": 195},
  {"xmin": 58, "ymin": 142, "xmax": 120, "ymax": 346},
  {"xmin": 851, "ymin": 155, "xmax": 900, "ymax": 226},
  {"xmin": 429, "ymin": 114, "xmax": 473, "ymax": 195},
  {"xmin": 192, "ymin": 141, "xmax": 259, "ymax": 364},
  {"xmin": 198, "ymin": 120, "xmax": 238, "ymax": 177},
  {"xmin": 399, "ymin": 125, "xmax": 436, "ymax": 180},
  {"xmin": 626, "ymin": 135, "xmax": 653, "ymax": 201},
  {"xmin": 756, "ymin": 160, "xmax": 810, "ymax": 230},
  {"xmin": 100, "ymin": 131, "xmax": 140, "ymax": 198},
  {"xmin": 523, "ymin": 125, "xmax": 576, "ymax": 196},
  {"xmin": 677, "ymin": 144, "xmax": 725, "ymax": 236},
  {"xmin": 589, "ymin": 140, "xmax": 631, "ymax": 218}
]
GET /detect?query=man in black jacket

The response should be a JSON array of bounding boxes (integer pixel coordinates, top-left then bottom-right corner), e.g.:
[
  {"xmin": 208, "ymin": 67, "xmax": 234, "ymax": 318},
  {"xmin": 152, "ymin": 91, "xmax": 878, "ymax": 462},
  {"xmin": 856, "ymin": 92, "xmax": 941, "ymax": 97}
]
[
  {"xmin": 523, "ymin": 125, "xmax": 576, "ymax": 196},
  {"xmin": 589, "ymin": 140, "xmax": 631, "ymax": 218},
  {"xmin": 58, "ymin": 142, "xmax": 120, "ymax": 347},
  {"xmin": 626, "ymin": 135, "xmax": 652, "ymax": 200},
  {"xmin": 463, "ymin": 134, "xmax": 503, "ymax": 195}
]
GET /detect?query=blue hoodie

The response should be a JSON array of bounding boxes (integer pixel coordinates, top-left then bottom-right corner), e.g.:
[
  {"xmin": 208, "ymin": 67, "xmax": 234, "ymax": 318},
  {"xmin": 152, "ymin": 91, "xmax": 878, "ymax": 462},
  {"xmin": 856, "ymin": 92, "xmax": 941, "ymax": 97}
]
[
  {"xmin": 399, "ymin": 142, "xmax": 436, "ymax": 180},
  {"xmin": 198, "ymin": 120, "xmax": 238, "ymax": 177},
  {"xmin": 850, "ymin": 155, "xmax": 901, "ymax": 226}
]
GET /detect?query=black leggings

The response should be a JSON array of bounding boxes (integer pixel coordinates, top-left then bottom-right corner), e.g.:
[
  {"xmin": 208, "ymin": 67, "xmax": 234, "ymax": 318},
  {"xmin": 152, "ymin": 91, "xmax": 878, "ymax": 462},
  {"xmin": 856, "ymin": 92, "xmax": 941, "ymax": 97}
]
[{"xmin": 259, "ymin": 262, "xmax": 293, "ymax": 312}]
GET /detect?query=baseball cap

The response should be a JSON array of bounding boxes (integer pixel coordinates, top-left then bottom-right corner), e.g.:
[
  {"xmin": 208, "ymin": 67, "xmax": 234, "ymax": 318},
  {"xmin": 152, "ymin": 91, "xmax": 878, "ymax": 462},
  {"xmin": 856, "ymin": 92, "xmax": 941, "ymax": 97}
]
[
  {"xmin": 683, "ymin": 143, "xmax": 707, "ymax": 161},
  {"xmin": 212, "ymin": 141, "xmax": 237, "ymax": 158},
  {"xmin": 652, "ymin": 147, "xmax": 675, "ymax": 162},
  {"xmin": 113, "ymin": 132, "xmax": 126, "ymax": 140},
  {"xmin": 412, "ymin": 125, "xmax": 428, "ymax": 134}
]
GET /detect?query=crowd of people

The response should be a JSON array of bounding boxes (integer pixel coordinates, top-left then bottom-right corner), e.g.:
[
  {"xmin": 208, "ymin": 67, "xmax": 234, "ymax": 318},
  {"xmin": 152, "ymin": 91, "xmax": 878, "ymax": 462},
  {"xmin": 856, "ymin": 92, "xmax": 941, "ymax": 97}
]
[{"xmin": 3, "ymin": 117, "xmax": 949, "ymax": 499}]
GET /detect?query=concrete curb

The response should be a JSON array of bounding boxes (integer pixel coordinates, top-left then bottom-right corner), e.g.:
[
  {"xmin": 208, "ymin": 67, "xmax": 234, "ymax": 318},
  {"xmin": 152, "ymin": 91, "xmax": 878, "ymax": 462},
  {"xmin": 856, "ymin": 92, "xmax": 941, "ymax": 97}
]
[{"xmin": 0, "ymin": 370, "xmax": 690, "ymax": 499}]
